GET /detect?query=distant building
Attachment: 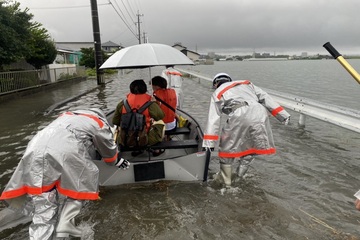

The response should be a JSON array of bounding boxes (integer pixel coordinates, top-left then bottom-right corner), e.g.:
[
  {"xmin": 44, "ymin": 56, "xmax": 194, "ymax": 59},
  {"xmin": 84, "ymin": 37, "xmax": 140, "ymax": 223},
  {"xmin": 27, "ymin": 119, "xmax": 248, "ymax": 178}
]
[
  {"xmin": 301, "ymin": 52, "xmax": 308, "ymax": 58},
  {"xmin": 102, "ymin": 41, "xmax": 123, "ymax": 53},
  {"xmin": 55, "ymin": 41, "xmax": 122, "ymax": 65},
  {"xmin": 56, "ymin": 41, "xmax": 122, "ymax": 53},
  {"xmin": 252, "ymin": 52, "xmax": 261, "ymax": 58},
  {"xmin": 56, "ymin": 42, "xmax": 94, "ymax": 52},
  {"xmin": 172, "ymin": 43, "xmax": 200, "ymax": 62},
  {"xmin": 55, "ymin": 49, "xmax": 81, "ymax": 65},
  {"xmin": 55, "ymin": 42, "xmax": 93, "ymax": 65},
  {"xmin": 208, "ymin": 52, "xmax": 216, "ymax": 59}
]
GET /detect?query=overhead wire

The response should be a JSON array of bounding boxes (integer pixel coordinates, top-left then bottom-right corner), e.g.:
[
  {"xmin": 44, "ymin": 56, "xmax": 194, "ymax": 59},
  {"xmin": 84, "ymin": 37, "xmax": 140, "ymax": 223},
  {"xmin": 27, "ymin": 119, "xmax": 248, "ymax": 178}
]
[
  {"xmin": 108, "ymin": 0, "xmax": 142, "ymax": 45},
  {"xmin": 124, "ymin": 0, "xmax": 136, "ymax": 17},
  {"xmin": 29, "ymin": 3, "xmax": 110, "ymax": 10},
  {"xmin": 24, "ymin": 0, "xmax": 142, "ymax": 45},
  {"xmin": 118, "ymin": 0, "xmax": 136, "ymax": 24},
  {"xmin": 110, "ymin": 0, "xmax": 135, "ymax": 31},
  {"xmin": 108, "ymin": 0, "xmax": 138, "ymax": 39}
]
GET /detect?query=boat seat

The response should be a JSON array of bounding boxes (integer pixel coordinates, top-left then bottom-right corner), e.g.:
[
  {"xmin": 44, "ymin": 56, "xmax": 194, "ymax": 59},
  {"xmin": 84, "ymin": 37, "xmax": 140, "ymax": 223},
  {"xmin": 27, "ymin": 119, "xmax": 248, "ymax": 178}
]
[
  {"xmin": 150, "ymin": 139, "xmax": 199, "ymax": 150},
  {"xmin": 119, "ymin": 139, "xmax": 199, "ymax": 152},
  {"xmin": 167, "ymin": 127, "xmax": 191, "ymax": 135}
]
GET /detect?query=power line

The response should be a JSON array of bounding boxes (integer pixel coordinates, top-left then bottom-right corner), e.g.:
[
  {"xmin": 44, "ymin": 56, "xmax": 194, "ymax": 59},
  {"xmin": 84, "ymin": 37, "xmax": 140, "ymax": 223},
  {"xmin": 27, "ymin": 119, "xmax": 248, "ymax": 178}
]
[
  {"xmin": 118, "ymin": 0, "xmax": 136, "ymax": 24},
  {"xmin": 30, "ymin": 3, "xmax": 110, "ymax": 10},
  {"xmin": 110, "ymin": 0, "xmax": 135, "ymax": 31},
  {"xmin": 124, "ymin": 0, "xmax": 136, "ymax": 17},
  {"xmin": 108, "ymin": 0, "xmax": 138, "ymax": 39}
]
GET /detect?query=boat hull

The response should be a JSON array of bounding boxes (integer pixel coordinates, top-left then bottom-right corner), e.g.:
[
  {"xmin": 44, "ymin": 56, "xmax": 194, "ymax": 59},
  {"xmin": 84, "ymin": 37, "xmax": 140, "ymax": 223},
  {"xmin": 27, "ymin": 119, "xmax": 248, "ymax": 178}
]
[{"xmin": 94, "ymin": 109, "xmax": 210, "ymax": 186}]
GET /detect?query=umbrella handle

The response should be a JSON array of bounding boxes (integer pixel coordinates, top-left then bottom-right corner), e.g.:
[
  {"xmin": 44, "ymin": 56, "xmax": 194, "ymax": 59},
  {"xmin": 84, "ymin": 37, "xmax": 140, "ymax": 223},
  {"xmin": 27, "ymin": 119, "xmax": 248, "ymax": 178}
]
[{"xmin": 323, "ymin": 42, "xmax": 360, "ymax": 84}]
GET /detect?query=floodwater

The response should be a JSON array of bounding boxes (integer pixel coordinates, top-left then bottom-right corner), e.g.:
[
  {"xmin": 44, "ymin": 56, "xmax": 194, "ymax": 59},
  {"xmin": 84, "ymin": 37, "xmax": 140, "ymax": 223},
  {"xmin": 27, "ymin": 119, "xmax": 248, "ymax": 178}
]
[{"xmin": 1, "ymin": 60, "xmax": 360, "ymax": 239}]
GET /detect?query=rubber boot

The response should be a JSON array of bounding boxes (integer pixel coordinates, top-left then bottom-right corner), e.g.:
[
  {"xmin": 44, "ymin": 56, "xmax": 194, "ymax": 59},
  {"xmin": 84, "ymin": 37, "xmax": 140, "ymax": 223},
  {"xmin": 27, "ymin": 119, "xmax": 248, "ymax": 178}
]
[
  {"xmin": 220, "ymin": 163, "xmax": 232, "ymax": 187},
  {"xmin": 55, "ymin": 198, "xmax": 82, "ymax": 238},
  {"xmin": 236, "ymin": 164, "xmax": 249, "ymax": 178},
  {"xmin": 236, "ymin": 156, "xmax": 254, "ymax": 178}
]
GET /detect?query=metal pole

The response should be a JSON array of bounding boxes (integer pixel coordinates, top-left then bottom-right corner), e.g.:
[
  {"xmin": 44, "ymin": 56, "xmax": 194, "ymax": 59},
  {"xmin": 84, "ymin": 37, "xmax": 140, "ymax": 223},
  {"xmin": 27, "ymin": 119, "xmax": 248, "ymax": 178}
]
[
  {"xmin": 323, "ymin": 42, "xmax": 360, "ymax": 84},
  {"xmin": 90, "ymin": 0, "xmax": 104, "ymax": 85},
  {"xmin": 136, "ymin": 11, "xmax": 143, "ymax": 44}
]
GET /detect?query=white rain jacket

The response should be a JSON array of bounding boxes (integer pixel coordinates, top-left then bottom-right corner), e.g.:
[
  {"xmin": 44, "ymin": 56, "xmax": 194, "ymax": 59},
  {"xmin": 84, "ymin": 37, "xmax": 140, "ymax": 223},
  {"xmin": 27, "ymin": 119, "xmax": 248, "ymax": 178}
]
[
  {"xmin": 202, "ymin": 80, "xmax": 290, "ymax": 158},
  {"xmin": 162, "ymin": 67, "xmax": 183, "ymax": 88},
  {"xmin": 162, "ymin": 68, "xmax": 184, "ymax": 108},
  {"xmin": 0, "ymin": 110, "xmax": 118, "ymax": 202}
]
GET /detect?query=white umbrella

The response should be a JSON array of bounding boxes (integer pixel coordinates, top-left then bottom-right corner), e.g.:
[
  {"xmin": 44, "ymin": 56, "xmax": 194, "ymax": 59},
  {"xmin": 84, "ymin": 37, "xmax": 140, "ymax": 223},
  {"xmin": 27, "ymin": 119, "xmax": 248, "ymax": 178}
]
[{"xmin": 99, "ymin": 43, "xmax": 194, "ymax": 69}]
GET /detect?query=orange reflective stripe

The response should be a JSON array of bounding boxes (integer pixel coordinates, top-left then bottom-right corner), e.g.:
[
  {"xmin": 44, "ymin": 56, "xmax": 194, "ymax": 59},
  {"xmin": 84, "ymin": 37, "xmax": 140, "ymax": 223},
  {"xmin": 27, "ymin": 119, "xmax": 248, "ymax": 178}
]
[
  {"xmin": 57, "ymin": 184, "xmax": 99, "ymax": 200},
  {"xmin": 166, "ymin": 71, "xmax": 182, "ymax": 76},
  {"xmin": 203, "ymin": 134, "xmax": 219, "ymax": 140},
  {"xmin": 218, "ymin": 148, "xmax": 276, "ymax": 158},
  {"xmin": 60, "ymin": 112, "xmax": 74, "ymax": 117},
  {"xmin": 271, "ymin": 106, "xmax": 284, "ymax": 117},
  {"xmin": 0, "ymin": 180, "xmax": 100, "ymax": 201},
  {"xmin": 103, "ymin": 152, "xmax": 118, "ymax": 163},
  {"xmin": 216, "ymin": 81, "xmax": 250, "ymax": 100},
  {"xmin": 0, "ymin": 181, "xmax": 58, "ymax": 200},
  {"xmin": 78, "ymin": 113, "xmax": 104, "ymax": 128},
  {"xmin": 61, "ymin": 112, "xmax": 104, "ymax": 128}
]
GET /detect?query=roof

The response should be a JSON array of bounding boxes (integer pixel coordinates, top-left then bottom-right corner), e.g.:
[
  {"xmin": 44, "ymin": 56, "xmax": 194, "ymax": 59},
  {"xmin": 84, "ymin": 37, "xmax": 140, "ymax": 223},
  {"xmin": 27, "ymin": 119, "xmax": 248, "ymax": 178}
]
[
  {"xmin": 57, "ymin": 49, "xmax": 81, "ymax": 54},
  {"xmin": 56, "ymin": 42, "xmax": 94, "ymax": 51},
  {"xmin": 102, "ymin": 41, "xmax": 121, "ymax": 47},
  {"xmin": 181, "ymin": 49, "xmax": 200, "ymax": 56}
]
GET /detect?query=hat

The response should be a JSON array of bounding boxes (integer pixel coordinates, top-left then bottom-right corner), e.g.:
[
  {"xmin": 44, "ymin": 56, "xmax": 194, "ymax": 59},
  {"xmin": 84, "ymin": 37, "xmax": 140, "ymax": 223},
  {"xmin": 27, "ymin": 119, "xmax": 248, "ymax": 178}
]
[{"xmin": 212, "ymin": 73, "xmax": 232, "ymax": 88}]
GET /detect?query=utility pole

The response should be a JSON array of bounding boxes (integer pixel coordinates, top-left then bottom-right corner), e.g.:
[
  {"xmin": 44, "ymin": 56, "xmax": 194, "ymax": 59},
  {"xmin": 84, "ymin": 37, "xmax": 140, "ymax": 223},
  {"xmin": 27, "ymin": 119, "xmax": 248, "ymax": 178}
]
[
  {"xmin": 136, "ymin": 11, "xmax": 143, "ymax": 44},
  {"xmin": 90, "ymin": 0, "xmax": 104, "ymax": 85},
  {"xmin": 143, "ymin": 32, "xmax": 146, "ymax": 43}
]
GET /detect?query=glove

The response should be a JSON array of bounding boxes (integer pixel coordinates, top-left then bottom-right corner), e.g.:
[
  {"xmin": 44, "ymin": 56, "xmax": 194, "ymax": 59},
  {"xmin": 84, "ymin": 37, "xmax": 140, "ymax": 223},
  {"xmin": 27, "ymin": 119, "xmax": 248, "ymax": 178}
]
[
  {"xmin": 115, "ymin": 157, "xmax": 130, "ymax": 170},
  {"xmin": 282, "ymin": 117, "xmax": 290, "ymax": 125},
  {"xmin": 202, "ymin": 147, "xmax": 214, "ymax": 152}
]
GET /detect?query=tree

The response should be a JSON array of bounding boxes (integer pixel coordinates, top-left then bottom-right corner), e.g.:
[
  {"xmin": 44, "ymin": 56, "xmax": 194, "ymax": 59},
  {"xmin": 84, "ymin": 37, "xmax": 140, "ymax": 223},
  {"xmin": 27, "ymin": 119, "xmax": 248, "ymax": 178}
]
[
  {"xmin": 0, "ymin": 1, "xmax": 32, "ymax": 68},
  {"xmin": 79, "ymin": 47, "xmax": 96, "ymax": 68},
  {"xmin": 25, "ymin": 22, "xmax": 57, "ymax": 69},
  {"xmin": 0, "ymin": 1, "xmax": 57, "ymax": 70},
  {"xmin": 79, "ymin": 47, "xmax": 109, "ymax": 68}
]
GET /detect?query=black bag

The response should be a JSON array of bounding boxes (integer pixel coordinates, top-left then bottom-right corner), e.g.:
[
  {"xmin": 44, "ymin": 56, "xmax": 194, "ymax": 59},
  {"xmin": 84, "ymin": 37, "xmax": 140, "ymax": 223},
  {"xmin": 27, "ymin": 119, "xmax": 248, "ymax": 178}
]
[{"xmin": 119, "ymin": 99, "xmax": 152, "ymax": 148}]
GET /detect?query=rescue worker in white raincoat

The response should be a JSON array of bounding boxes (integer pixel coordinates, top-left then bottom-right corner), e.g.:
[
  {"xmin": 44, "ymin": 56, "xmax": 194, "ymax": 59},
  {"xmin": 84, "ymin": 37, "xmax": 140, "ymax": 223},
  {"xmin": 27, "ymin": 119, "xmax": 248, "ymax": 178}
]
[
  {"xmin": 202, "ymin": 73, "xmax": 290, "ymax": 187},
  {"xmin": 0, "ymin": 108, "xmax": 130, "ymax": 239},
  {"xmin": 162, "ymin": 65, "xmax": 184, "ymax": 109}
]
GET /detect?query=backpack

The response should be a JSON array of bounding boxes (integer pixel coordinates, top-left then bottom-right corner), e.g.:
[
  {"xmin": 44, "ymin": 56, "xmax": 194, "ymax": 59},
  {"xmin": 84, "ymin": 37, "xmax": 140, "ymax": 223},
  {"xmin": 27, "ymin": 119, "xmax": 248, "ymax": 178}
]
[{"xmin": 119, "ymin": 99, "xmax": 152, "ymax": 148}]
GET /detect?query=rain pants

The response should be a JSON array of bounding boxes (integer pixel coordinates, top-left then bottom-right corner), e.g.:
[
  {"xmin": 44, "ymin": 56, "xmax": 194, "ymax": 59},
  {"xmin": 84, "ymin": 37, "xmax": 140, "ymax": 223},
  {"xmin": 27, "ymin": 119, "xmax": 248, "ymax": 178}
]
[
  {"xmin": 0, "ymin": 109, "xmax": 118, "ymax": 202},
  {"xmin": 202, "ymin": 80, "xmax": 290, "ymax": 159},
  {"xmin": 0, "ymin": 110, "xmax": 119, "ymax": 239}
]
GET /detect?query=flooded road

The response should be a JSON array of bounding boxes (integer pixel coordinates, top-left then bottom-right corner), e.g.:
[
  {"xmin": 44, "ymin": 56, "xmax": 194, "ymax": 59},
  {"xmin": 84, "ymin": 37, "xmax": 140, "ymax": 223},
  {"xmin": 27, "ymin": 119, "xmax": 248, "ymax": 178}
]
[{"xmin": 1, "ymin": 65, "xmax": 360, "ymax": 239}]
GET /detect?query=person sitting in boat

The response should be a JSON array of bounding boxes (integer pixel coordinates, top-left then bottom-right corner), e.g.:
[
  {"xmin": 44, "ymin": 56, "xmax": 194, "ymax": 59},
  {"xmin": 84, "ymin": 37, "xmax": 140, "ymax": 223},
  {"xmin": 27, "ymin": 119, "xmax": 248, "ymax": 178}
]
[
  {"xmin": 202, "ymin": 73, "xmax": 291, "ymax": 187},
  {"xmin": 112, "ymin": 79, "xmax": 165, "ymax": 156},
  {"xmin": 162, "ymin": 65, "xmax": 184, "ymax": 109},
  {"xmin": 0, "ymin": 108, "xmax": 130, "ymax": 239},
  {"xmin": 151, "ymin": 76, "xmax": 178, "ymax": 141}
]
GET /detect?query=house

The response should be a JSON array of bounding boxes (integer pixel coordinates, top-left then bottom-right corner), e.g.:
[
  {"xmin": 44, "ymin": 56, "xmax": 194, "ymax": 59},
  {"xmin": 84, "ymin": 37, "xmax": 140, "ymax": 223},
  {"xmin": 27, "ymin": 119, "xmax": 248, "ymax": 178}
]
[
  {"xmin": 102, "ymin": 41, "xmax": 122, "ymax": 54},
  {"xmin": 55, "ymin": 49, "xmax": 81, "ymax": 65},
  {"xmin": 55, "ymin": 42, "xmax": 93, "ymax": 65},
  {"xmin": 172, "ymin": 43, "xmax": 200, "ymax": 62},
  {"xmin": 54, "ymin": 41, "xmax": 122, "ymax": 65}
]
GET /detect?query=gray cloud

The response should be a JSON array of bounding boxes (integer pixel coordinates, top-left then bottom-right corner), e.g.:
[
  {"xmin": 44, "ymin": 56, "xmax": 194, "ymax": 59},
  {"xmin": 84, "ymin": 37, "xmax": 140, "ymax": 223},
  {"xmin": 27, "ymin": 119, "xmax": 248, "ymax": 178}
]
[{"xmin": 17, "ymin": 0, "xmax": 360, "ymax": 55}]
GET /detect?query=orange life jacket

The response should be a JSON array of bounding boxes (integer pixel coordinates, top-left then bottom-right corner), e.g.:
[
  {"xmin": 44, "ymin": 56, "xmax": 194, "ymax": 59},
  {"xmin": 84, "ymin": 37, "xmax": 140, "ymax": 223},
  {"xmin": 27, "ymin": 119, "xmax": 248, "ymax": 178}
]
[
  {"xmin": 153, "ymin": 88, "xmax": 177, "ymax": 124},
  {"xmin": 122, "ymin": 93, "xmax": 152, "ymax": 131}
]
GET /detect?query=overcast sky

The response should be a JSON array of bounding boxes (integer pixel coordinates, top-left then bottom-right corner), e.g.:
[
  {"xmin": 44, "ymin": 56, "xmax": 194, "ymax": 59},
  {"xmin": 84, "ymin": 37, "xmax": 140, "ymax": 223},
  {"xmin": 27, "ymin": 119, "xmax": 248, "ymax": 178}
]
[{"xmin": 16, "ymin": 0, "xmax": 360, "ymax": 55}]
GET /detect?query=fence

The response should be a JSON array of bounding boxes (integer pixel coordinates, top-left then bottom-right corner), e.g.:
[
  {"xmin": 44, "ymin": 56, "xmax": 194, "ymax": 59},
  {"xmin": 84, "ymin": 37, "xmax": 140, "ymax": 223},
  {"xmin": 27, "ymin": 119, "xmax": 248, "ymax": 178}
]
[
  {"xmin": 0, "ymin": 66, "xmax": 86, "ymax": 93},
  {"xmin": 177, "ymin": 68, "xmax": 360, "ymax": 134}
]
